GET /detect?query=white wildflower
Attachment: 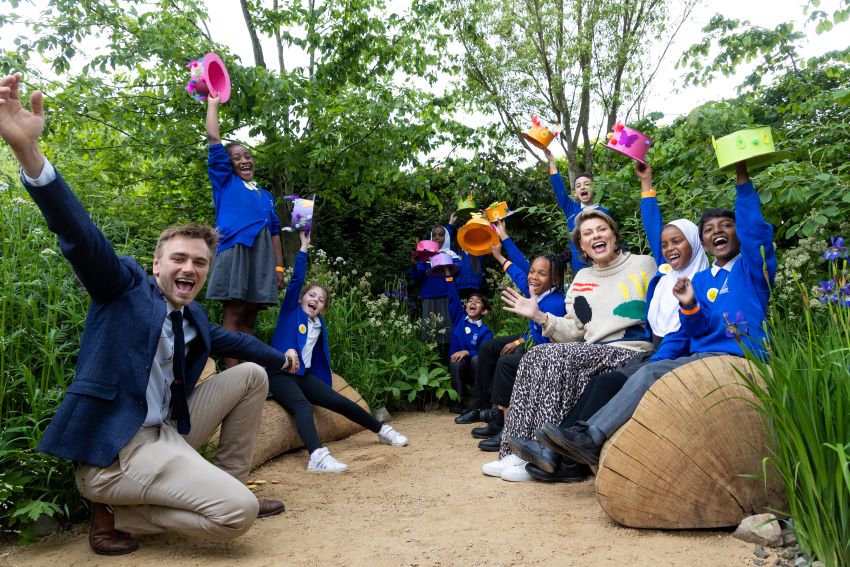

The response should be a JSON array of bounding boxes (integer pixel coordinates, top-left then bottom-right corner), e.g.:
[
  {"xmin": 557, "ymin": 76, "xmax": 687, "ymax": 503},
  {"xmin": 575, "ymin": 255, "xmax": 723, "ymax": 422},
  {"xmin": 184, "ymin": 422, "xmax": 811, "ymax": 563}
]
[
  {"xmin": 41, "ymin": 248, "xmax": 57, "ymax": 256},
  {"xmin": 11, "ymin": 197, "xmax": 28, "ymax": 205}
]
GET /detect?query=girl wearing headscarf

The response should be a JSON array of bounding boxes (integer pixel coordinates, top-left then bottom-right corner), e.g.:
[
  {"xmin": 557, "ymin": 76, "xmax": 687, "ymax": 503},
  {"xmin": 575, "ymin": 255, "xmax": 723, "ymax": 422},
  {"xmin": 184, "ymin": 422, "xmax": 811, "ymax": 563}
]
[{"xmin": 409, "ymin": 222, "xmax": 460, "ymax": 361}]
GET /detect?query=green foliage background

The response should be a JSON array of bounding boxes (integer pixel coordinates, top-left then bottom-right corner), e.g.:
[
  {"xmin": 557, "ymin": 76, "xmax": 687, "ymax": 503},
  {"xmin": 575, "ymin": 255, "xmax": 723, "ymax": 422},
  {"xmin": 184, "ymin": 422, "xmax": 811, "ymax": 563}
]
[{"xmin": 0, "ymin": 0, "xmax": 849, "ymax": 562}]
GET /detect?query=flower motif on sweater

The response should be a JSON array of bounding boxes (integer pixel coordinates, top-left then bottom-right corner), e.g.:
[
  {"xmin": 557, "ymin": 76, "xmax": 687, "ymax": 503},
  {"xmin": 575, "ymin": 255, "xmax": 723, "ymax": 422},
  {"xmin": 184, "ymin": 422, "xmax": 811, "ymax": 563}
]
[{"xmin": 613, "ymin": 270, "xmax": 651, "ymax": 320}]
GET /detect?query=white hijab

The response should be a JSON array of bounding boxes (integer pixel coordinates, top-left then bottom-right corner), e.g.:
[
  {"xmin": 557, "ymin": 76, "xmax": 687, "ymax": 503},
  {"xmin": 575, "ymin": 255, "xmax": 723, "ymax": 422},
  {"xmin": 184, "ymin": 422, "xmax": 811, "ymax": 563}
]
[
  {"xmin": 646, "ymin": 219, "xmax": 709, "ymax": 337},
  {"xmin": 432, "ymin": 225, "xmax": 459, "ymax": 260}
]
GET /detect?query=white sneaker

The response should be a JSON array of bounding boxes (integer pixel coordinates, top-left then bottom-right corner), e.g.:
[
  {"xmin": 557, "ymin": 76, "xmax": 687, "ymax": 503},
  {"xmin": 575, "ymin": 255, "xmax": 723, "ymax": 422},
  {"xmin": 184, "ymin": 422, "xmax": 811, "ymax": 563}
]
[
  {"xmin": 307, "ymin": 448, "xmax": 349, "ymax": 473},
  {"xmin": 482, "ymin": 454, "xmax": 523, "ymax": 477},
  {"xmin": 501, "ymin": 459, "xmax": 533, "ymax": 482},
  {"xmin": 377, "ymin": 424, "xmax": 408, "ymax": 447}
]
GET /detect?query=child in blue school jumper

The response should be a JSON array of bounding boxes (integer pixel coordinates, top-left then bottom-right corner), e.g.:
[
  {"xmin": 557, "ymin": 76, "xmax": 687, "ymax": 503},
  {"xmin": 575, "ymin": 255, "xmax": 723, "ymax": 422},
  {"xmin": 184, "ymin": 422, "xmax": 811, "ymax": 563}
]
[
  {"xmin": 543, "ymin": 148, "xmax": 610, "ymax": 272},
  {"xmin": 443, "ymin": 270, "xmax": 493, "ymax": 414},
  {"xmin": 544, "ymin": 161, "xmax": 776, "ymax": 467},
  {"xmin": 267, "ymin": 230, "xmax": 409, "ymax": 473},
  {"xmin": 409, "ymin": 223, "xmax": 459, "ymax": 360},
  {"xmin": 455, "ymin": 219, "xmax": 568, "ymax": 444},
  {"xmin": 204, "ymin": 95, "xmax": 285, "ymax": 368}
]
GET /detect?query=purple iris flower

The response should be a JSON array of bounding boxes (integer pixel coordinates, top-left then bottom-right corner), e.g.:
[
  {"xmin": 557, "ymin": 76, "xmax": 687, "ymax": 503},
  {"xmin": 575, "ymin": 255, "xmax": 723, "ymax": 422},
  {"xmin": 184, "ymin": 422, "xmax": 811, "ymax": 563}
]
[
  {"xmin": 724, "ymin": 311, "xmax": 749, "ymax": 339},
  {"xmin": 823, "ymin": 236, "xmax": 847, "ymax": 261}
]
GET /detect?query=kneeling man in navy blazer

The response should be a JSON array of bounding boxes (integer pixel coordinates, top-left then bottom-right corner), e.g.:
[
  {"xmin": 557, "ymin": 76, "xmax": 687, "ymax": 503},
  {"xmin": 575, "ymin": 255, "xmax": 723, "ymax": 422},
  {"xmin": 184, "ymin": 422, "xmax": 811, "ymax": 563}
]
[{"xmin": 0, "ymin": 73, "xmax": 300, "ymax": 555}]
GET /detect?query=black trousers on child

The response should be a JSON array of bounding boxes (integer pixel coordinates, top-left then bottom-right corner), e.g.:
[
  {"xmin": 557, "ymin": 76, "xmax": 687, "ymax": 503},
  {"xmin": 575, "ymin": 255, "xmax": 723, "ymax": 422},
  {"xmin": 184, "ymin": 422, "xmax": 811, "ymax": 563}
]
[
  {"xmin": 267, "ymin": 368, "xmax": 382, "ymax": 454},
  {"xmin": 472, "ymin": 334, "xmax": 524, "ymax": 410},
  {"xmin": 449, "ymin": 354, "xmax": 479, "ymax": 406}
]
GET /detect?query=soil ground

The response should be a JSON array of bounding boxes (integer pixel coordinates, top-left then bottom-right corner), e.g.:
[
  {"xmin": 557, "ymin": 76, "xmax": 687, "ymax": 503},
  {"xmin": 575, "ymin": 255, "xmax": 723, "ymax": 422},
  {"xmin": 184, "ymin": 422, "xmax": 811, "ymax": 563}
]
[{"xmin": 0, "ymin": 411, "xmax": 755, "ymax": 566}]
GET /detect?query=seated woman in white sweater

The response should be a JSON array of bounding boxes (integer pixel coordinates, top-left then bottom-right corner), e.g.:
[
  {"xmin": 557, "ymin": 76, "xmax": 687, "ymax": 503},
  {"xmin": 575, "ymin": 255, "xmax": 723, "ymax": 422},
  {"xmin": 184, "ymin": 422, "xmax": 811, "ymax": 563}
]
[{"xmin": 482, "ymin": 209, "xmax": 657, "ymax": 481}]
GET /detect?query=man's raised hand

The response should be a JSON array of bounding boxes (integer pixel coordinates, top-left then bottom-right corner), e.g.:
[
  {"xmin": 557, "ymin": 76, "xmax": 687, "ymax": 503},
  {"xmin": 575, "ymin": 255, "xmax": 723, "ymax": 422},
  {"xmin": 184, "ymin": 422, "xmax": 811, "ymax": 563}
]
[{"xmin": 0, "ymin": 74, "xmax": 46, "ymax": 177}]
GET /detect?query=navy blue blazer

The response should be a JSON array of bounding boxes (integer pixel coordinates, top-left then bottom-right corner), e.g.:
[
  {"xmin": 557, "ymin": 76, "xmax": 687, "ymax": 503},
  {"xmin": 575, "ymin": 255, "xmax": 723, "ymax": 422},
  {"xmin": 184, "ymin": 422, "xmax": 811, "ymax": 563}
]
[{"xmin": 30, "ymin": 171, "xmax": 287, "ymax": 468}]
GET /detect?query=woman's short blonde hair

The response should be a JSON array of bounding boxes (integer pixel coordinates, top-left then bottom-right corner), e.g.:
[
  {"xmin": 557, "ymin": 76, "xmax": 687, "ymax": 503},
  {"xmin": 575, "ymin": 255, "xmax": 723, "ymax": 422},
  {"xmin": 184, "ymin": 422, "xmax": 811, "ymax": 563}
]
[{"xmin": 571, "ymin": 209, "xmax": 626, "ymax": 263}]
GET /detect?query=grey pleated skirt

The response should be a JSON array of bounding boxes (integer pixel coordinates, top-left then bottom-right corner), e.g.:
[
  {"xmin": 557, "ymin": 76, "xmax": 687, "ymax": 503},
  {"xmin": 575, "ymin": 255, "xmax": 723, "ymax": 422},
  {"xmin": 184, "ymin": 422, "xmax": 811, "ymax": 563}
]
[
  {"xmin": 206, "ymin": 228, "xmax": 278, "ymax": 307},
  {"xmin": 421, "ymin": 296, "xmax": 451, "ymax": 345}
]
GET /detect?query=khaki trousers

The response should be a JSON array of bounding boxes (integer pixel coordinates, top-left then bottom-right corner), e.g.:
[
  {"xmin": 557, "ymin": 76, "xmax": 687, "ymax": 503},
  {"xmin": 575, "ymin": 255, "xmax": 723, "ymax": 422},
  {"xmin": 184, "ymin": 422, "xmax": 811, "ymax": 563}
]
[{"xmin": 75, "ymin": 363, "xmax": 268, "ymax": 540}]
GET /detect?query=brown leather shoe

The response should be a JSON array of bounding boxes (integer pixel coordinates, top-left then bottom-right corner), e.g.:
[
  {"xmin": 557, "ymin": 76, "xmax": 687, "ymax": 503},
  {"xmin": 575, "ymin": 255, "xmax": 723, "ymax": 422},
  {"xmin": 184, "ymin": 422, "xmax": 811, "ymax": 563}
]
[
  {"xmin": 89, "ymin": 502, "xmax": 139, "ymax": 556},
  {"xmin": 256, "ymin": 498, "xmax": 285, "ymax": 518}
]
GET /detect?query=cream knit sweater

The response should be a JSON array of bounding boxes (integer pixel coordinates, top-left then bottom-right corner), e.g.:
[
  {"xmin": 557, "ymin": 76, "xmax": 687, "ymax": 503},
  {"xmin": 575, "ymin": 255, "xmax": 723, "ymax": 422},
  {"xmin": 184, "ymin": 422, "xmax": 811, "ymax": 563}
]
[{"xmin": 542, "ymin": 251, "xmax": 656, "ymax": 351}]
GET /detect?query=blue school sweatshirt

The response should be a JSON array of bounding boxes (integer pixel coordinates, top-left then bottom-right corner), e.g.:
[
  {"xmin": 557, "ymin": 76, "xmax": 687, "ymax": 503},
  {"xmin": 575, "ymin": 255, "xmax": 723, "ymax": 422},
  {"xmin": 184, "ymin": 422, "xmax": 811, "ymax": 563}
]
[
  {"xmin": 208, "ymin": 143, "xmax": 281, "ymax": 254},
  {"xmin": 500, "ymin": 237, "xmax": 567, "ymax": 345},
  {"xmin": 652, "ymin": 180, "xmax": 775, "ymax": 361},
  {"xmin": 446, "ymin": 278, "xmax": 493, "ymax": 356},
  {"xmin": 270, "ymin": 251, "xmax": 333, "ymax": 386},
  {"xmin": 550, "ymin": 172, "xmax": 610, "ymax": 272}
]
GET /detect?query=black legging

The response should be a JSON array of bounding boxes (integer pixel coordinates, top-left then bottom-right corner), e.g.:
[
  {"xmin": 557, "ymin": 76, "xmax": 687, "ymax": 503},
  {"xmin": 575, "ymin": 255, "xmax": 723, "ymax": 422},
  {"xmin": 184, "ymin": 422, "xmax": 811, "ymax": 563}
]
[
  {"xmin": 267, "ymin": 369, "xmax": 382, "ymax": 453},
  {"xmin": 472, "ymin": 334, "xmax": 523, "ymax": 410}
]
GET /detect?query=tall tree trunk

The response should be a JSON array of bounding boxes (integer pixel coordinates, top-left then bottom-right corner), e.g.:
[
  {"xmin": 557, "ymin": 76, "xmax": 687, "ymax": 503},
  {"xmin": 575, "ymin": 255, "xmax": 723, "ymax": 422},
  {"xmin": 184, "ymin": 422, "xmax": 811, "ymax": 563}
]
[
  {"xmin": 273, "ymin": 0, "xmax": 286, "ymax": 71},
  {"xmin": 239, "ymin": 0, "xmax": 267, "ymax": 68}
]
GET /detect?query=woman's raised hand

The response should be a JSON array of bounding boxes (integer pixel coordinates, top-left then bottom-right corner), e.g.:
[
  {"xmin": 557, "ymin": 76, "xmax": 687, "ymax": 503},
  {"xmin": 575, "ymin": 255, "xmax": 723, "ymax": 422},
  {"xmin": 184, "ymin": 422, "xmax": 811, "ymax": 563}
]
[
  {"xmin": 299, "ymin": 230, "xmax": 311, "ymax": 252},
  {"xmin": 490, "ymin": 241, "xmax": 505, "ymax": 263}
]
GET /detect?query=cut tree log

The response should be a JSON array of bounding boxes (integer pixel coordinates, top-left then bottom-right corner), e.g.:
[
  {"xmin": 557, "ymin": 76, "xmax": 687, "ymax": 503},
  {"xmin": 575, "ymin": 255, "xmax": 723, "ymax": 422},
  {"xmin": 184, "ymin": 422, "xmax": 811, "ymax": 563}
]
[
  {"xmin": 595, "ymin": 355, "xmax": 786, "ymax": 529},
  {"xmin": 200, "ymin": 360, "xmax": 370, "ymax": 468}
]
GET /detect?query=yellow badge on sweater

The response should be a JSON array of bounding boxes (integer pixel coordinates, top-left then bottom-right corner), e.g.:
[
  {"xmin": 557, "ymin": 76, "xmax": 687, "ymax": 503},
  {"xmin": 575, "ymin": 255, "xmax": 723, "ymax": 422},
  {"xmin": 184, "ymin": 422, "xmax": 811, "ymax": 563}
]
[
  {"xmin": 706, "ymin": 288, "xmax": 719, "ymax": 302},
  {"xmin": 298, "ymin": 324, "xmax": 307, "ymax": 334}
]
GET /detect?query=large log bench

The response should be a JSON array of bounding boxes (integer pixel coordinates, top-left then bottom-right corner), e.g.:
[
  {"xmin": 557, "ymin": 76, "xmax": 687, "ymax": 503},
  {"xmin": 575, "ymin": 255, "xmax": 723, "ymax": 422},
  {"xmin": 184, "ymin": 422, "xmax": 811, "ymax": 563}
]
[
  {"xmin": 594, "ymin": 355, "xmax": 786, "ymax": 529},
  {"xmin": 200, "ymin": 361, "xmax": 369, "ymax": 468}
]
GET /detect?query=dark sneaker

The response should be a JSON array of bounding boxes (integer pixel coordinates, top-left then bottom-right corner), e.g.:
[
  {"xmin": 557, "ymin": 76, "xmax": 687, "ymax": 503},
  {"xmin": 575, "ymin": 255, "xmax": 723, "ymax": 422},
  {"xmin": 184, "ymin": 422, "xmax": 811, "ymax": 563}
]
[
  {"xmin": 454, "ymin": 408, "xmax": 482, "ymax": 424},
  {"xmin": 507, "ymin": 436, "xmax": 560, "ymax": 475},
  {"xmin": 471, "ymin": 420, "xmax": 501, "ymax": 439},
  {"xmin": 477, "ymin": 431, "xmax": 502, "ymax": 452},
  {"xmin": 540, "ymin": 422, "xmax": 602, "ymax": 466},
  {"xmin": 525, "ymin": 461, "xmax": 591, "ymax": 483}
]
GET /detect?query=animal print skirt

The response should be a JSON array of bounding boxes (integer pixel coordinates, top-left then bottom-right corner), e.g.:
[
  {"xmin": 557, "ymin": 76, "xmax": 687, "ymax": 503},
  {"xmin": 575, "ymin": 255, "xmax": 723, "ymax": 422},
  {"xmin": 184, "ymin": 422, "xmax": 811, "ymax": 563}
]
[{"xmin": 499, "ymin": 342, "xmax": 641, "ymax": 458}]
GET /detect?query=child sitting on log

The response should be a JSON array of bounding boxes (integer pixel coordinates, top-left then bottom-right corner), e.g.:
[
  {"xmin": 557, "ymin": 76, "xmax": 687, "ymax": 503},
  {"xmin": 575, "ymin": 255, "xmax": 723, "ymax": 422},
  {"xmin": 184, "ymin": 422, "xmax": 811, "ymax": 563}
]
[
  {"xmin": 266, "ymin": 230, "xmax": 408, "ymax": 473},
  {"xmin": 540, "ymin": 161, "xmax": 776, "ymax": 468}
]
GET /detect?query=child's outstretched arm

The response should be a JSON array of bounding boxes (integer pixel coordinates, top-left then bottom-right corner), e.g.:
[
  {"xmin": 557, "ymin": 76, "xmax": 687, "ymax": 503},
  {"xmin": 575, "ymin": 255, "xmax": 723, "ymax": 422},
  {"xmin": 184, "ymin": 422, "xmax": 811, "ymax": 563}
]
[
  {"xmin": 637, "ymin": 164, "xmax": 663, "ymax": 264},
  {"xmin": 494, "ymin": 219, "xmax": 531, "ymax": 274},
  {"xmin": 545, "ymin": 148, "xmax": 580, "ymax": 221},
  {"xmin": 734, "ymin": 162, "xmax": 776, "ymax": 289},
  {"xmin": 279, "ymin": 231, "xmax": 310, "ymax": 316},
  {"xmin": 445, "ymin": 267, "xmax": 464, "ymax": 327},
  {"xmin": 206, "ymin": 95, "xmax": 221, "ymax": 145}
]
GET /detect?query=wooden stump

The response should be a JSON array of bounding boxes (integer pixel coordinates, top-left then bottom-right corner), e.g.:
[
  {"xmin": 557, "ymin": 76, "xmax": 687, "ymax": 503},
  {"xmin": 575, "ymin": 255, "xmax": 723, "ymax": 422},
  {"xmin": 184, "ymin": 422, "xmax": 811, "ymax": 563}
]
[
  {"xmin": 595, "ymin": 355, "xmax": 785, "ymax": 529},
  {"xmin": 201, "ymin": 361, "xmax": 370, "ymax": 469},
  {"xmin": 250, "ymin": 373, "xmax": 370, "ymax": 468}
]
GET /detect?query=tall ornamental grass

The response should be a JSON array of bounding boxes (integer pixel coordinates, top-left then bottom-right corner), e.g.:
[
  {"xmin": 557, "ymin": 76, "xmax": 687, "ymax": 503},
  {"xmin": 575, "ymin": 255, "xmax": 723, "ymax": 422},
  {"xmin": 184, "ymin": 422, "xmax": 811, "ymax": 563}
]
[
  {"xmin": 741, "ymin": 238, "xmax": 850, "ymax": 567},
  {"xmin": 0, "ymin": 176, "xmax": 89, "ymax": 542}
]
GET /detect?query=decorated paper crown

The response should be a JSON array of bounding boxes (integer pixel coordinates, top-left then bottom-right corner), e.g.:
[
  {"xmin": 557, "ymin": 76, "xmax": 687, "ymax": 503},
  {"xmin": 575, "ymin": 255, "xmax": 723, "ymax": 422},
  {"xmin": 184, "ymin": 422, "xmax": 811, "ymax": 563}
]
[
  {"xmin": 457, "ymin": 194, "xmax": 477, "ymax": 214},
  {"xmin": 283, "ymin": 195, "xmax": 315, "ymax": 232},
  {"xmin": 521, "ymin": 116, "xmax": 560, "ymax": 150},
  {"xmin": 185, "ymin": 52, "xmax": 231, "ymax": 103},
  {"xmin": 457, "ymin": 213, "xmax": 499, "ymax": 257},
  {"xmin": 428, "ymin": 252, "xmax": 460, "ymax": 276},
  {"xmin": 484, "ymin": 201, "xmax": 515, "ymax": 222},
  {"xmin": 415, "ymin": 240, "xmax": 440, "ymax": 260},
  {"xmin": 711, "ymin": 126, "xmax": 790, "ymax": 173},
  {"xmin": 604, "ymin": 122, "xmax": 653, "ymax": 165}
]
